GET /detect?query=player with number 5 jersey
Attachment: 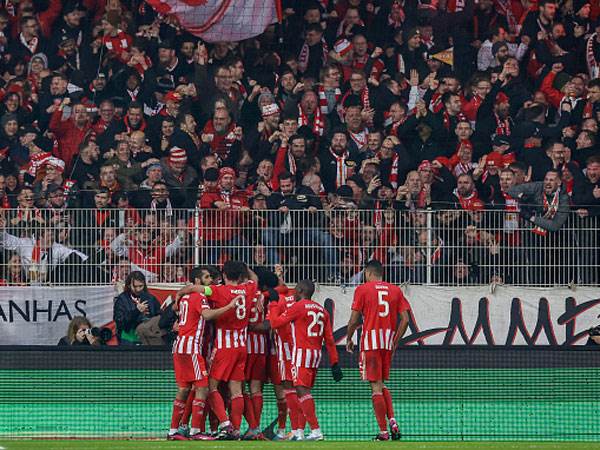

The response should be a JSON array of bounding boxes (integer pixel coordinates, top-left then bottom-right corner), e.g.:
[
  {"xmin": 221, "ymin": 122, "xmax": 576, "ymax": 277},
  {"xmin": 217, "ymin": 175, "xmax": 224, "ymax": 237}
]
[{"xmin": 346, "ymin": 260, "xmax": 411, "ymax": 441}]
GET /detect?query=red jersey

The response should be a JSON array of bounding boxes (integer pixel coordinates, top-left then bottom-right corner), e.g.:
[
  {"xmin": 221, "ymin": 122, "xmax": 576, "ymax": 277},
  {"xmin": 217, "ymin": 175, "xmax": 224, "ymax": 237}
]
[
  {"xmin": 352, "ymin": 281, "xmax": 411, "ymax": 351},
  {"xmin": 270, "ymin": 299, "xmax": 338, "ymax": 369},
  {"xmin": 172, "ymin": 292, "xmax": 209, "ymax": 354},
  {"xmin": 268, "ymin": 290, "xmax": 296, "ymax": 362},
  {"xmin": 210, "ymin": 281, "xmax": 258, "ymax": 350},
  {"xmin": 247, "ymin": 291, "xmax": 267, "ymax": 354}
]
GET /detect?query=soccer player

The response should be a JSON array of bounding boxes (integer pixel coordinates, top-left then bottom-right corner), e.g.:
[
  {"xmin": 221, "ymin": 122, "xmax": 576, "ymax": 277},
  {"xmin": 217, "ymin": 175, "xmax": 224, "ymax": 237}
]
[
  {"xmin": 268, "ymin": 281, "xmax": 305, "ymax": 440},
  {"xmin": 177, "ymin": 260, "xmax": 258, "ymax": 439},
  {"xmin": 346, "ymin": 259, "xmax": 411, "ymax": 441},
  {"xmin": 269, "ymin": 279, "xmax": 343, "ymax": 441},
  {"xmin": 242, "ymin": 268, "xmax": 279, "ymax": 440},
  {"xmin": 168, "ymin": 266, "xmax": 238, "ymax": 441}
]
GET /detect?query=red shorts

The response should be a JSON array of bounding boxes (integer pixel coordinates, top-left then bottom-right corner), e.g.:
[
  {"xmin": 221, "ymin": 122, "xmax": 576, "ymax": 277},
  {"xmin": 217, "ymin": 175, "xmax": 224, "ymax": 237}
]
[
  {"xmin": 245, "ymin": 353, "xmax": 268, "ymax": 382},
  {"xmin": 209, "ymin": 347, "xmax": 246, "ymax": 382},
  {"xmin": 173, "ymin": 353, "xmax": 209, "ymax": 387},
  {"xmin": 359, "ymin": 349, "xmax": 392, "ymax": 382},
  {"xmin": 292, "ymin": 366, "xmax": 317, "ymax": 388}
]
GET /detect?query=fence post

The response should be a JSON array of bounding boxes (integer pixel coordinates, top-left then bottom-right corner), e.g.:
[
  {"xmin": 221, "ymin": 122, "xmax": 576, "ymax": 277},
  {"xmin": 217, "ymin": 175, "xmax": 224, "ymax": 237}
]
[
  {"xmin": 194, "ymin": 208, "xmax": 200, "ymax": 267},
  {"xmin": 426, "ymin": 208, "xmax": 433, "ymax": 285}
]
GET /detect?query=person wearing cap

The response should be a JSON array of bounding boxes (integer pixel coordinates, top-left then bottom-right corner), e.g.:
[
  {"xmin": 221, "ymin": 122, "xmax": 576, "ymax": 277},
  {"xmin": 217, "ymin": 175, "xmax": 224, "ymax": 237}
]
[
  {"xmin": 199, "ymin": 167, "xmax": 251, "ymax": 265},
  {"xmin": 396, "ymin": 27, "xmax": 427, "ymax": 78},
  {"xmin": 160, "ymin": 146, "xmax": 198, "ymax": 208},
  {"xmin": 32, "ymin": 156, "xmax": 68, "ymax": 200}
]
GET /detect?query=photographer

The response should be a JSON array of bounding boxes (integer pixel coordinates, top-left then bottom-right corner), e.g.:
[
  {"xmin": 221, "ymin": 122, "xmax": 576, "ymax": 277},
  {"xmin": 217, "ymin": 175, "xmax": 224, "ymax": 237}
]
[{"xmin": 58, "ymin": 316, "xmax": 104, "ymax": 346}]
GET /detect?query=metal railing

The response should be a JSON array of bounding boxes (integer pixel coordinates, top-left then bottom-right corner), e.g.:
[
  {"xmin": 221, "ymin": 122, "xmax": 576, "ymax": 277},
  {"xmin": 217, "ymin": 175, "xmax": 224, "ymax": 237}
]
[{"xmin": 0, "ymin": 207, "xmax": 597, "ymax": 287}]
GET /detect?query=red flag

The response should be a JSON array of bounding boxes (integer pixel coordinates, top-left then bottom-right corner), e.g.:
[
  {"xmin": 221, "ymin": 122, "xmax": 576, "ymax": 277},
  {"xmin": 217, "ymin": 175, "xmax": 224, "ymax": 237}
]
[{"xmin": 146, "ymin": 0, "xmax": 281, "ymax": 42}]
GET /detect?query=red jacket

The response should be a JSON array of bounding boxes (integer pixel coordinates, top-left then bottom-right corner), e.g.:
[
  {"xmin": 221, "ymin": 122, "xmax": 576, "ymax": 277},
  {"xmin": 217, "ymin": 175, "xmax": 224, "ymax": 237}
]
[
  {"xmin": 49, "ymin": 109, "xmax": 92, "ymax": 171},
  {"xmin": 199, "ymin": 190, "xmax": 248, "ymax": 242}
]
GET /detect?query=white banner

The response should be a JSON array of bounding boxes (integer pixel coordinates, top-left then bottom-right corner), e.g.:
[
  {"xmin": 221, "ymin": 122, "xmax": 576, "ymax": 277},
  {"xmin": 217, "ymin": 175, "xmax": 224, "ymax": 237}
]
[
  {"xmin": 315, "ymin": 285, "xmax": 600, "ymax": 346},
  {"xmin": 1, "ymin": 284, "xmax": 598, "ymax": 345},
  {"xmin": 0, "ymin": 286, "xmax": 116, "ymax": 345},
  {"xmin": 146, "ymin": 0, "xmax": 279, "ymax": 43}
]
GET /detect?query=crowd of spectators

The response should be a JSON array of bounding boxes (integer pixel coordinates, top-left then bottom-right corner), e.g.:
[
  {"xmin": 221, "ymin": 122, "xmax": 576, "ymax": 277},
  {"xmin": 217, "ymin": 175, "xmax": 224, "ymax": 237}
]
[{"xmin": 0, "ymin": 0, "xmax": 598, "ymax": 286}]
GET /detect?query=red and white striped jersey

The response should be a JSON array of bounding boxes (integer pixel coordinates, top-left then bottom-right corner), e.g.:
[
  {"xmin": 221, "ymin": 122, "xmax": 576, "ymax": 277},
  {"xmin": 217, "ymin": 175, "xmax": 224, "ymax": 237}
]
[
  {"xmin": 352, "ymin": 281, "xmax": 411, "ymax": 351},
  {"xmin": 215, "ymin": 328, "xmax": 247, "ymax": 349},
  {"xmin": 210, "ymin": 280, "xmax": 258, "ymax": 350},
  {"xmin": 172, "ymin": 292, "xmax": 209, "ymax": 355},
  {"xmin": 247, "ymin": 292, "xmax": 267, "ymax": 354},
  {"xmin": 269, "ymin": 298, "xmax": 339, "ymax": 369},
  {"xmin": 267, "ymin": 290, "xmax": 296, "ymax": 362}
]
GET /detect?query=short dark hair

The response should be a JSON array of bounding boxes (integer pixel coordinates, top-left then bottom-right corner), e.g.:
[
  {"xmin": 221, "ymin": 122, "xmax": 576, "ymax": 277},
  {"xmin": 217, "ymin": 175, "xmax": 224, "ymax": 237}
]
[
  {"xmin": 295, "ymin": 279, "xmax": 315, "ymax": 299},
  {"xmin": 278, "ymin": 171, "xmax": 294, "ymax": 182},
  {"xmin": 189, "ymin": 266, "xmax": 204, "ymax": 284},
  {"xmin": 365, "ymin": 259, "xmax": 384, "ymax": 277},
  {"xmin": 222, "ymin": 260, "xmax": 247, "ymax": 283}
]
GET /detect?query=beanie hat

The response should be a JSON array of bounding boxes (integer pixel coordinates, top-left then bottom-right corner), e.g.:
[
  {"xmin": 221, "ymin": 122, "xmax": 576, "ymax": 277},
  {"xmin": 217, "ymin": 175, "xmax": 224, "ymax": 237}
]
[
  {"xmin": 169, "ymin": 147, "xmax": 187, "ymax": 165},
  {"xmin": 334, "ymin": 38, "xmax": 353, "ymax": 57}
]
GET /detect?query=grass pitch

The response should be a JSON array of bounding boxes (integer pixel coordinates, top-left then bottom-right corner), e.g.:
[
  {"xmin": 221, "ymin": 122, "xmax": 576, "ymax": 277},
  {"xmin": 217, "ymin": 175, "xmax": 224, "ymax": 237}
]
[{"xmin": 2, "ymin": 442, "xmax": 600, "ymax": 450}]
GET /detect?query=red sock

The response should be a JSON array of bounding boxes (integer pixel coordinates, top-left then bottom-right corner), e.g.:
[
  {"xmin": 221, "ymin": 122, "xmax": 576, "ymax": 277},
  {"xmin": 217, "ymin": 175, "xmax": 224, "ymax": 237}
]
[
  {"xmin": 243, "ymin": 393, "xmax": 258, "ymax": 429},
  {"xmin": 251, "ymin": 392, "xmax": 263, "ymax": 428},
  {"xmin": 382, "ymin": 387, "xmax": 395, "ymax": 419},
  {"xmin": 180, "ymin": 391, "xmax": 194, "ymax": 426},
  {"xmin": 298, "ymin": 394, "xmax": 319, "ymax": 430},
  {"xmin": 230, "ymin": 394, "xmax": 244, "ymax": 431},
  {"xmin": 371, "ymin": 393, "xmax": 388, "ymax": 432},
  {"xmin": 284, "ymin": 389, "xmax": 302, "ymax": 430},
  {"xmin": 276, "ymin": 398, "xmax": 287, "ymax": 429},
  {"xmin": 191, "ymin": 398, "xmax": 206, "ymax": 432},
  {"xmin": 209, "ymin": 408, "xmax": 219, "ymax": 432},
  {"xmin": 207, "ymin": 390, "xmax": 228, "ymax": 424},
  {"xmin": 170, "ymin": 399, "xmax": 186, "ymax": 429}
]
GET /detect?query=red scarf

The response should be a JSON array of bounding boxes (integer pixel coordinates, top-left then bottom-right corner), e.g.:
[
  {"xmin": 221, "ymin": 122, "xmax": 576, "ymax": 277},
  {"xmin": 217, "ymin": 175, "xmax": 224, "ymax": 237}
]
[
  {"xmin": 377, "ymin": 151, "xmax": 400, "ymax": 189},
  {"xmin": 532, "ymin": 190, "xmax": 560, "ymax": 236},
  {"xmin": 202, "ymin": 121, "xmax": 238, "ymax": 160},
  {"xmin": 298, "ymin": 40, "xmax": 328, "ymax": 74},
  {"xmin": 586, "ymin": 33, "xmax": 600, "ymax": 79},
  {"xmin": 298, "ymin": 105, "xmax": 325, "ymax": 137},
  {"xmin": 453, "ymin": 188, "xmax": 479, "ymax": 210},
  {"xmin": 495, "ymin": 113, "xmax": 511, "ymax": 136},
  {"xmin": 330, "ymin": 149, "xmax": 349, "ymax": 189},
  {"xmin": 318, "ymin": 85, "xmax": 340, "ymax": 115},
  {"xmin": 443, "ymin": 110, "xmax": 467, "ymax": 131},
  {"xmin": 348, "ymin": 129, "xmax": 368, "ymax": 149},
  {"xmin": 429, "ymin": 92, "xmax": 444, "ymax": 113},
  {"xmin": 27, "ymin": 152, "xmax": 52, "ymax": 177}
]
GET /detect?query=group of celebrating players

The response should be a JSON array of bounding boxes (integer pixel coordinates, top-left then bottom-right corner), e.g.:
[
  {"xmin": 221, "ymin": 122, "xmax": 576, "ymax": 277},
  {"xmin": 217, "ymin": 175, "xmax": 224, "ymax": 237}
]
[{"xmin": 168, "ymin": 259, "xmax": 410, "ymax": 441}]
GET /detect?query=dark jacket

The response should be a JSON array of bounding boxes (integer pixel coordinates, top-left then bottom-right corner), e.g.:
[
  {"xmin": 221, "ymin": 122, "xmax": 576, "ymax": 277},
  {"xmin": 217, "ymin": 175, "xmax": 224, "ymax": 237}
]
[{"xmin": 113, "ymin": 290, "xmax": 161, "ymax": 342}]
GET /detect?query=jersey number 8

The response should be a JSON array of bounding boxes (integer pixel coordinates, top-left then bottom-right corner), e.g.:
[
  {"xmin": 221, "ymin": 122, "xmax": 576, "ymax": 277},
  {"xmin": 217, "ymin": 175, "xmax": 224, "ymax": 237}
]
[{"xmin": 234, "ymin": 294, "xmax": 246, "ymax": 320}]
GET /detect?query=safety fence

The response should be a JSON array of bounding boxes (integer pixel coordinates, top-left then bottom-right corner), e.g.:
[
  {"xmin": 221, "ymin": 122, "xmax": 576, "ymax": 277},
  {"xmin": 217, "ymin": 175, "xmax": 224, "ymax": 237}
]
[
  {"xmin": 0, "ymin": 346, "xmax": 599, "ymax": 440},
  {"xmin": 0, "ymin": 207, "xmax": 598, "ymax": 286}
]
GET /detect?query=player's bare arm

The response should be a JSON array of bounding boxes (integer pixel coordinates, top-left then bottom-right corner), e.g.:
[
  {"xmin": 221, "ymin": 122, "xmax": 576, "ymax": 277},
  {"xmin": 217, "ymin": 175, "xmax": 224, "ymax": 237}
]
[
  {"xmin": 175, "ymin": 284, "xmax": 212, "ymax": 302},
  {"xmin": 346, "ymin": 310, "xmax": 362, "ymax": 353},
  {"xmin": 201, "ymin": 298, "xmax": 237, "ymax": 321},
  {"xmin": 392, "ymin": 310, "xmax": 410, "ymax": 353}
]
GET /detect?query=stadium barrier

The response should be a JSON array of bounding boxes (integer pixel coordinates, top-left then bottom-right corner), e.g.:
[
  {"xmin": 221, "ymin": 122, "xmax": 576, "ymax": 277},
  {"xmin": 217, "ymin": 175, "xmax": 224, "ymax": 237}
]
[
  {"xmin": 0, "ymin": 207, "xmax": 598, "ymax": 287},
  {"xmin": 0, "ymin": 346, "xmax": 599, "ymax": 441},
  {"xmin": 3, "ymin": 284, "xmax": 600, "ymax": 345}
]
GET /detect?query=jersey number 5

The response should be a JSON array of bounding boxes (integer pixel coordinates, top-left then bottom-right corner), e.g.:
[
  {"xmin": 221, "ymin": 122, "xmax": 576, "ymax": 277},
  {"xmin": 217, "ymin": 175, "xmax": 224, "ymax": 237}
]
[
  {"xmin": 307, "ymin": 311, "xmax": 325, "ymax": 337},
  {"xmin": 377, "ymin": 290, "xmax": 389, "ymax": 318}
]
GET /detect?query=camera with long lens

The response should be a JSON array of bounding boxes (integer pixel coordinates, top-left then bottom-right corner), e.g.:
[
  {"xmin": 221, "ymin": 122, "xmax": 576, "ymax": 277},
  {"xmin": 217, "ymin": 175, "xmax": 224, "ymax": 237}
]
[{"xmin": 89, "ymin": 327, "xmax": 113, "ymax": 344}]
